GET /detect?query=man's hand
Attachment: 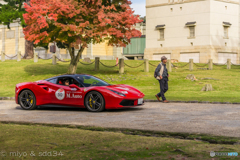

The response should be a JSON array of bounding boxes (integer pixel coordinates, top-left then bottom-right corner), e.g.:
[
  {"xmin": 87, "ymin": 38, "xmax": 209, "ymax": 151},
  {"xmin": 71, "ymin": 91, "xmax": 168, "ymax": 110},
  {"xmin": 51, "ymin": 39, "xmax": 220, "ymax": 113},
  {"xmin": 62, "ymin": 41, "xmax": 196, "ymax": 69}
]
[
  {"xmin": 168, "ymin": 75, "xmax": 169, "ymax": 77},
  {"xmin": 160, "ymin": 75, "xmax": 163, "ymax": 79}
]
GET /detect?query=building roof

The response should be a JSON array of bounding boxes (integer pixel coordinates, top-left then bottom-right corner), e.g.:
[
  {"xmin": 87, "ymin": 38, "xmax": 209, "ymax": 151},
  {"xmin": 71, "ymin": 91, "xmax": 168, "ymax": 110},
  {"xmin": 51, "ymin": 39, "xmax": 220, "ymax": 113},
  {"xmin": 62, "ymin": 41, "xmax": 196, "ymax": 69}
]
[{"xmin": 132, "ymin": 35, "xmax": 146, "ymax": 38}]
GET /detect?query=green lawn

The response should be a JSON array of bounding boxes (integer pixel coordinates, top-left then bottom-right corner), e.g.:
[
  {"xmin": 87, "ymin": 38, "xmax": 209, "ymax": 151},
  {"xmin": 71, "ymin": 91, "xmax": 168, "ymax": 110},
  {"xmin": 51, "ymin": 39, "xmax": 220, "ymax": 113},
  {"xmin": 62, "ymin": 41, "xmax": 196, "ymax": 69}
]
[
  {"xmin": 0, "ymin": 123, "xmax": 240, "ymax": 160},
  {"xmin": 1, "ymin": 59, "xmax": 240, "ymax": 102}
]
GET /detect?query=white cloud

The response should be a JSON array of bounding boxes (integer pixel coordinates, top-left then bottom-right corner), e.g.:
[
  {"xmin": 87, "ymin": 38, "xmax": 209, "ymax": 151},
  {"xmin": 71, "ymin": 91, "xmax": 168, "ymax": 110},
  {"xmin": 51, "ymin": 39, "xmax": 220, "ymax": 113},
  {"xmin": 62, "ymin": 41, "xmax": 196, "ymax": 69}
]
[{"xmin": 130, "ymin": 2, "xmax": 146, "ymax": 17}]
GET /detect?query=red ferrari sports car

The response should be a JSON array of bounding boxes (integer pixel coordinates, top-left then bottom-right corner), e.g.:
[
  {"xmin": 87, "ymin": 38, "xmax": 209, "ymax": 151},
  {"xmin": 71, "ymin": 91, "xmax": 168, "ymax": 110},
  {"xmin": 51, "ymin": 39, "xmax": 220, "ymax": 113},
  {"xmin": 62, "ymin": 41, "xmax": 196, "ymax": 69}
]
[{"xmin": 15, "ymin": 74, "xmax": 145, "ymax": 112}]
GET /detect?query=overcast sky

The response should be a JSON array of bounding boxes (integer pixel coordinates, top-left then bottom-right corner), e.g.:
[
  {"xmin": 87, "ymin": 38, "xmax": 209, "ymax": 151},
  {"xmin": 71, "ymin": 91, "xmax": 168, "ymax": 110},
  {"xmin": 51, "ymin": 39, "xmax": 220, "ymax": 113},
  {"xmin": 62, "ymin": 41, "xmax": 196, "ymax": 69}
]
[{"xmin": 130, "ymin": 0, "xmax": 146, "ymax": 17}]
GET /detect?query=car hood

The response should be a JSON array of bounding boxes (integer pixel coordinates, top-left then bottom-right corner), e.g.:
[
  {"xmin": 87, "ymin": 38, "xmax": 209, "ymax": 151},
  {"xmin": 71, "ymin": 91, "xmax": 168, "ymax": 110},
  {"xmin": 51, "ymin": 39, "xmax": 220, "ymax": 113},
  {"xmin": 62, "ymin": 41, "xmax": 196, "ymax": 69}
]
[{"xmin": 105, "ymin": 84, "xmax": 144, "ymax": 97}]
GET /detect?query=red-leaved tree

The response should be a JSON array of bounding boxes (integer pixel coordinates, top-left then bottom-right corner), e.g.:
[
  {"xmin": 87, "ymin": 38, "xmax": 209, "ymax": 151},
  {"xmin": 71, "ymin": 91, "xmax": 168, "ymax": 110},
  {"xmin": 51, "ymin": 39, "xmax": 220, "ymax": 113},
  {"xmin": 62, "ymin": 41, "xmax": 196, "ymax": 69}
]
[{"xmin": 23, "ymin": 0, "xmax": 142, "ymax": 74}]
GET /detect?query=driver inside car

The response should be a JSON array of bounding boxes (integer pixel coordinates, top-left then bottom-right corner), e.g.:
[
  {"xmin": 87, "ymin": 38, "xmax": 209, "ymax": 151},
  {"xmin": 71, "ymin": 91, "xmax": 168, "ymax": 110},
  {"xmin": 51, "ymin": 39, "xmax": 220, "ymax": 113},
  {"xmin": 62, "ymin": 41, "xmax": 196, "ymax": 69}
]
[{"xmin": 64, "ymin": 80, "xmax": 69, "ymax": 86}]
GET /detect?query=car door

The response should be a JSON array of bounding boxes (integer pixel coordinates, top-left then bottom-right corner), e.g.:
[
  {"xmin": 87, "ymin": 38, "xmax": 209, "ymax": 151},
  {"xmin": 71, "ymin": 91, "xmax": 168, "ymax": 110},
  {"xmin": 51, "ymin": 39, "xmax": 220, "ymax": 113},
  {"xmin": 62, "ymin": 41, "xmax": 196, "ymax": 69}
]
[
  {"xmin": 44, "ymin": 76, "xmax": 84, "ymax": 106},
  {"xmin": 43, "ymin": 79, "xmax": 69, "ymax": 105},
  {"xmin": 41, "ymin": 78, "xmax": 64, "ymax": 105},
  {"xmin": 65, "ymin": 78, "xmax": 84, "ymax": 107}
]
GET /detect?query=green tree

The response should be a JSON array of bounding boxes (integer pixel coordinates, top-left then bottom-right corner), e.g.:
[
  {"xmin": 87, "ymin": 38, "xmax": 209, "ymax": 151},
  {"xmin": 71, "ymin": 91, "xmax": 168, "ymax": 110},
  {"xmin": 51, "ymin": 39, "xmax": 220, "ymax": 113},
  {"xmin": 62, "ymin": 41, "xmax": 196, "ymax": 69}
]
[{"xmin": 0, "ymin": 0, "xmax": 34, "ymax": 58}]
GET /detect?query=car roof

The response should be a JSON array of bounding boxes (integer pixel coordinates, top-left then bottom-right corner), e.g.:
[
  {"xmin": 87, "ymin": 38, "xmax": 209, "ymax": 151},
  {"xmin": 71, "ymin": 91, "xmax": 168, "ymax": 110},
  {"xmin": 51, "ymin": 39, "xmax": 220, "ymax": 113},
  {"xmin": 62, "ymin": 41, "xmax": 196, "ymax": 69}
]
[{"xmin": 45, "ymin": 74, "xmax": 91, "ymax": 80}]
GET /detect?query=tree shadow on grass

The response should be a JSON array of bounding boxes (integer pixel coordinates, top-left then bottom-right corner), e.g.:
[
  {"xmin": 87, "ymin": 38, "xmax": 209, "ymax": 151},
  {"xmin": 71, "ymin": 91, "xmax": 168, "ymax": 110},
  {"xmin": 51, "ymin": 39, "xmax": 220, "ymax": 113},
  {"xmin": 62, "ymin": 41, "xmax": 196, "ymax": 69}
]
[
  {"xmin": 24, "ymin": 63, "xmax": 120, "ymax": 76},
  {"xmin": 24, "ymin": 64, "xmax": 68, "ymax": 76}
]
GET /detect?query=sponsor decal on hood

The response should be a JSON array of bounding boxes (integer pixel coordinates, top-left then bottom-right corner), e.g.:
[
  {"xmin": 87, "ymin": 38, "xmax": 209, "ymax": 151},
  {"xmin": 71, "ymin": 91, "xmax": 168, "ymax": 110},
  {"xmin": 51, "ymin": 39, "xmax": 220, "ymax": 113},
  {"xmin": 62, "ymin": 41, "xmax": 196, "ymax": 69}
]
[
  {"xmin": 115, "ymin": 87, "xmax": 130, "ymax": 90},
  {"xmin": 121, "ymin": 91, "xmax": 128, "ymax": 94}
]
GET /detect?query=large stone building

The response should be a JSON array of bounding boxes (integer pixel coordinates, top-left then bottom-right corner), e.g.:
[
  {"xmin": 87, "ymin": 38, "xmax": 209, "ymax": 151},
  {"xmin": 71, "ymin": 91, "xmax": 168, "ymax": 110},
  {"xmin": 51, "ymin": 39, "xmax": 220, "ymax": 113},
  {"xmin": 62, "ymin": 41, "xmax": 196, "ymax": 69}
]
[{"xmin": 145, "ymin": 0, "xmax": 240, "ymax": 64}]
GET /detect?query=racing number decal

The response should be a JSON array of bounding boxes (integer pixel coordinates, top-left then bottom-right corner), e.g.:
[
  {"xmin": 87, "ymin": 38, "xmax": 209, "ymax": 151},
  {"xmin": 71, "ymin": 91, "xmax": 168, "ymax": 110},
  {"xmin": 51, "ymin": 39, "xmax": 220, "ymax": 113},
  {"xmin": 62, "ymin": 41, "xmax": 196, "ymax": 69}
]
[{"xmin": 55, "ymin": 89, "xmax": 65, "ymax": 100}]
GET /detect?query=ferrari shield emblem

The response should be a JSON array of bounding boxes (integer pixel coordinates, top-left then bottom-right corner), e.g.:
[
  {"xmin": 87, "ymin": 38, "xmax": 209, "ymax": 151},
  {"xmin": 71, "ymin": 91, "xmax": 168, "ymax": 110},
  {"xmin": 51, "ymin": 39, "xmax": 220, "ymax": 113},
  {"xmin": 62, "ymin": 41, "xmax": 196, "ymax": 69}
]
[{"xmin": 55, "ymin": 88, "xmax": 65, "ymax": 100}]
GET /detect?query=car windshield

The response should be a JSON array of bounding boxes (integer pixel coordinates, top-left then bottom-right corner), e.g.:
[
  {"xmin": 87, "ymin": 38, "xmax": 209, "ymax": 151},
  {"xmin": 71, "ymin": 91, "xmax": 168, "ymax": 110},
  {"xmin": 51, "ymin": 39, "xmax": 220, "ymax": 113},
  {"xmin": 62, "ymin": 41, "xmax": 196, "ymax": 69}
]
[{"xmin": 76, "ymin": 75, "xmax": 110, "ymax": 87}]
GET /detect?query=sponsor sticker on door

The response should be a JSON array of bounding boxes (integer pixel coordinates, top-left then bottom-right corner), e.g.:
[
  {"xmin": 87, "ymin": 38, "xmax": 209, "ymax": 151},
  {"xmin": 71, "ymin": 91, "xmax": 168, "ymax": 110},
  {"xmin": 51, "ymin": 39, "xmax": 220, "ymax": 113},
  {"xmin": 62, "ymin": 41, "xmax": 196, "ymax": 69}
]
[
  {"xmin": 67, "ymin": 93, "xmax": 82, "ymax": 99},
  {"xmin": 55, "ymin": 89, "xmax": 65, "ymax": 100}
]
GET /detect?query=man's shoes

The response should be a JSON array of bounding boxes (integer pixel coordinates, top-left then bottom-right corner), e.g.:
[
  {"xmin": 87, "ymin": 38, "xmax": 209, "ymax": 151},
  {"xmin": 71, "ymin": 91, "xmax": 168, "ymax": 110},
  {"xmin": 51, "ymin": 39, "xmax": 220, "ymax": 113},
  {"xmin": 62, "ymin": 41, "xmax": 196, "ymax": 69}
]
[
  {"xmin": 155, "ymin": 95, "xmax": 162, "ymax": 102},
  {"xmin": 163, "ymin": 100, "xmax": 169, "ymax": 103}
]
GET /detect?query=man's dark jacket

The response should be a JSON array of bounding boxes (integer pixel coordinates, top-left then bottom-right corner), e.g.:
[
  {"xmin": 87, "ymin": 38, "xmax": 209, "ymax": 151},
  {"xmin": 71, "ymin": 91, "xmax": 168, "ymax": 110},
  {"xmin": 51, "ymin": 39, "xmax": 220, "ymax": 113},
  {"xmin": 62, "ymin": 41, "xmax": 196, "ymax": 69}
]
[{"xmin": 155, "ymin": 63, "xmax": 169, "ymax": 78}]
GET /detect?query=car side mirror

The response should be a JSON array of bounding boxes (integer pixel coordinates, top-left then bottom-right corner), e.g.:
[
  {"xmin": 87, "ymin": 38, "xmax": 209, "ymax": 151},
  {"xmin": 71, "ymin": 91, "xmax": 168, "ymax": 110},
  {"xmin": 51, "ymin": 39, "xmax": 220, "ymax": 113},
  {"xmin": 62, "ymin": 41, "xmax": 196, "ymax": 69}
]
[{"xmin": 69, "ymin": 84, "xmax": 79, "ymax": 90}]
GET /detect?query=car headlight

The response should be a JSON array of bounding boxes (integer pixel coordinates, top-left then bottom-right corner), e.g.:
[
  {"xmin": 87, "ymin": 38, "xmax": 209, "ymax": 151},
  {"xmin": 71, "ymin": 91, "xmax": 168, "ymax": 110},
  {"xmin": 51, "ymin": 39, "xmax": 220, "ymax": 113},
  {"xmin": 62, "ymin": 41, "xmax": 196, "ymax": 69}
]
[{"xmin": 107, "ymin": 89, "xmax": 126, "ymax": 97}]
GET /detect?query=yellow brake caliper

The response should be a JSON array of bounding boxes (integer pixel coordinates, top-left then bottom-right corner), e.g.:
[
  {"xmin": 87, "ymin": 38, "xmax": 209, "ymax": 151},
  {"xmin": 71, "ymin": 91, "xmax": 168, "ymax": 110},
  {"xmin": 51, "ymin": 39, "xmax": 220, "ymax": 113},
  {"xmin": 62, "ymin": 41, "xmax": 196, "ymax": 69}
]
[
  {"xmin": 29, "ymin": 95, "xmax": 33, "ymax": 104},
  {"xmin": 89, "ymin": 97, "xmax": 92, "ymax": 108}
]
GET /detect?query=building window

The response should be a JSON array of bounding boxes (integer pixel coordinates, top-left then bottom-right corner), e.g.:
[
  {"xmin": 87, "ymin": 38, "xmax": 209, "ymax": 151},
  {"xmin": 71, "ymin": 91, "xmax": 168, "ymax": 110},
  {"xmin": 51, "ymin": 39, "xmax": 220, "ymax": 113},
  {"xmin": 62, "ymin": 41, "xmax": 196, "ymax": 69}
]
[
  {"xmin": 160, "ymin": 29, "xmax": 164, "ymax": 40},
  {"xmin": 223, "ymin": 22, "xmax": 231, "ymax": 39},
  {"xmin": 189, "ymin": 26, "xmax": 195, "ymax": 38},
  {"xmin": 185, "ymin": 22, "xmax": 196, "ymax": 39},
  {"xmin": 224, "ymin": 26, "xmax": 228, "ymax": 38},
  {"xmin": 156, "ymin": 24, "xmax": 165, "ymax": 41}
]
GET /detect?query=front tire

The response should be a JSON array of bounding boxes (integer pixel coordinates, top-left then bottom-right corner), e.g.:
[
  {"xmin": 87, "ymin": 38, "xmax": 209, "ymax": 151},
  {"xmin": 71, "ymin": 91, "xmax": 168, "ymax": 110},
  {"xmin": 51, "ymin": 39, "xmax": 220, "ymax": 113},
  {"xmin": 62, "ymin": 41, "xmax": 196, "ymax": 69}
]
[
  {"xmin": 19, "ymin": 90, "xmax": 37, "ymax": 110},
  {"xmin": 84, "ymin": 91, "xmax": 105, "ymax": 112}
]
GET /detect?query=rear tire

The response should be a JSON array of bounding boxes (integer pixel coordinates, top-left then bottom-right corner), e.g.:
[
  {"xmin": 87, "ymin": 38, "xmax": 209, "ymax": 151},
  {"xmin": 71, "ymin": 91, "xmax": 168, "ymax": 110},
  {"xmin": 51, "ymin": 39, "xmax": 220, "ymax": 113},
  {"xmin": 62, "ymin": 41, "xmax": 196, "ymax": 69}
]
[
  {"xmin": 84, "ymin": 91, "xmax": 105, "ymax": 112},
  {"xmin": 19, "ymin": 90, "xmax": 37, "ymax": 110}
]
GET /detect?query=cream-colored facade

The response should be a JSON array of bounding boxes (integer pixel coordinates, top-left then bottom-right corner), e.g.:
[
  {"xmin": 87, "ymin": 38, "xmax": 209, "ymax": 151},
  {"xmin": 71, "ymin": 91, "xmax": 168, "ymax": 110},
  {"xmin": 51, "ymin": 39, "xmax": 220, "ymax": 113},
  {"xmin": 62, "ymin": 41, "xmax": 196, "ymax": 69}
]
[
  {"xmin": 0, "ymin": 23, "xmax": 25, "ymax": 58},
  {"xmin": 0, "ymin": 0, "xmax": 141, "ymax": 60},
  {"xmin": 0, "ymin": 0, "xmax": 124, "ymax": 60},
  {"xmin": 145, "ymin": 0, "xmax": 240, "ymax": 63},
  {"xmin": 0, "ymin": 22, "xmax": 122, "ymax": 60}
]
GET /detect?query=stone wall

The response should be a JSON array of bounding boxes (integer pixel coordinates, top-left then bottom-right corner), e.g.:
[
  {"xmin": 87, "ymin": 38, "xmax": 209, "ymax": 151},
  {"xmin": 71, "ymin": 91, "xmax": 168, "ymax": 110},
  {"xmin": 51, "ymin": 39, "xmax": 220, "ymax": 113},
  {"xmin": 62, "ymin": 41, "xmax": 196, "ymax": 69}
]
[{"xmin": 144, "ymin": 45, "xmax": 239, "ymax": 64}]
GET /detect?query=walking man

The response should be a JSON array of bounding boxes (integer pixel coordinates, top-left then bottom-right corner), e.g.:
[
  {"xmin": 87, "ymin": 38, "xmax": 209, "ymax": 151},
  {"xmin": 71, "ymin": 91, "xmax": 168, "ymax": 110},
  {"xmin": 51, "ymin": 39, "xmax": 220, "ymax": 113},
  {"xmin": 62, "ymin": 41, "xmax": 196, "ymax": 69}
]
[{"xmin": 155, "ymin": 56, "xmax": 169, "ymax": 103}]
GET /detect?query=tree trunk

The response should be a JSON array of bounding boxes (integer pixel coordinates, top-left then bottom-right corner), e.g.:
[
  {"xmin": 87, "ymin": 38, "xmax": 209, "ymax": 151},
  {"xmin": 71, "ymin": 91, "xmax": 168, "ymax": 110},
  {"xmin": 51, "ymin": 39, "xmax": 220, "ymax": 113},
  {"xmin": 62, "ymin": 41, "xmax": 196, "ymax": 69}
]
[
  {"xmin": 24, "ymin": 40, "xmax": 34, "ymax": 58},
  {"xmin": 67, "ymin": 47, "xmax": 85, "ymax": 74}
]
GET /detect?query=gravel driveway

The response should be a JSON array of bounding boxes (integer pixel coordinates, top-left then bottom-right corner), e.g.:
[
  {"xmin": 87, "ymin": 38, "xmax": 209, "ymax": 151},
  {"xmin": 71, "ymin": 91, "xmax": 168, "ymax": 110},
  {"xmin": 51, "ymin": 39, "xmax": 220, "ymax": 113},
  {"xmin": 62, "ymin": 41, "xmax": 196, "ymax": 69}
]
[{"xmin": 1, "ymin": 100, "xmax": 240, "ymax": 137}]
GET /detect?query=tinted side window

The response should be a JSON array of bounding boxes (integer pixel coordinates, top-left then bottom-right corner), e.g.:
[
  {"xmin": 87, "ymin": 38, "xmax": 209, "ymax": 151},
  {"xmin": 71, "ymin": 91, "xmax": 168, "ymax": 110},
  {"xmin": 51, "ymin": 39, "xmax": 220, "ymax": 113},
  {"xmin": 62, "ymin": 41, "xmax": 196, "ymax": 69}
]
[
  {"xmin": 57, "ymin": 77, "xmax": 81, "ymax": 87},
  {"xmin": 76, "ymin": 75, "xmax": 109, "ymax": 87},
  {"xmin": 48, "ymin": 78, "xmax": 57, "ymax": 84},
  {"xmin": 70, "ymin": 78, "xmax": 82, "ymax": 87}
]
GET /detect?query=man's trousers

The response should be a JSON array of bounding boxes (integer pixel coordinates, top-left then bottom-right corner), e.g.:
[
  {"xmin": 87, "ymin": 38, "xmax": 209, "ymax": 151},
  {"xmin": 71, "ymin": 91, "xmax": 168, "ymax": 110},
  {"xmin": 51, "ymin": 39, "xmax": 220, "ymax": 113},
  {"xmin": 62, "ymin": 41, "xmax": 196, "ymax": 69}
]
[{"xmin": 157, "ymin": 77, "xmax": 168, "ymax": 101}]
